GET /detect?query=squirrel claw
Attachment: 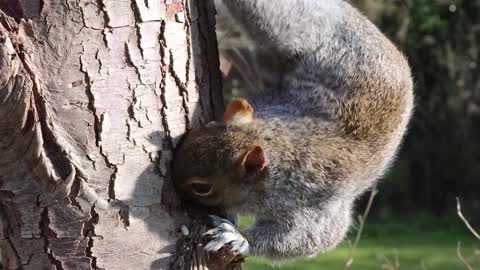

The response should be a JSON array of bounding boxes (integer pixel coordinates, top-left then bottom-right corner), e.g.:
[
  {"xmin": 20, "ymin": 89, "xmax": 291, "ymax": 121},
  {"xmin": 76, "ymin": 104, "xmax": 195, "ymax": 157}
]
[{"xmin": 204, "ymin": 215, "xmax": 249, "ymax": 256}]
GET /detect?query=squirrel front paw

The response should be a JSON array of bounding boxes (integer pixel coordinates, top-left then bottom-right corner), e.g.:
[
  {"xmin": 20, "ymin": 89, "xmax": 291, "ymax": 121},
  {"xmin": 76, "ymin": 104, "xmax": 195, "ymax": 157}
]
[{"xmin": 204, "ymin": 215, "xmax": 249, "ymax": 256}]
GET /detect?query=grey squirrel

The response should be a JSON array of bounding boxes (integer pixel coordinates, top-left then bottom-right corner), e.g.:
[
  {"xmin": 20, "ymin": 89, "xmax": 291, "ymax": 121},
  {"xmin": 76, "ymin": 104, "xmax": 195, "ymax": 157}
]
[{"xmin": 173, "ymin": 0, "xmax": 413, "ymax": 260}]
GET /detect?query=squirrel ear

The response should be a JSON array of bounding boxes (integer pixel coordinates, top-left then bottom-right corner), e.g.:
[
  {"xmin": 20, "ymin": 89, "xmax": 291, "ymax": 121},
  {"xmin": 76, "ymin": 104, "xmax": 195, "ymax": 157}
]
[
  {"xmin": 224, "ymin": 97, "xmax": 254, "ymax": 125},
  {"xmin": 237, "ymin": 146, "xmax": 267, "ymax": 176}
]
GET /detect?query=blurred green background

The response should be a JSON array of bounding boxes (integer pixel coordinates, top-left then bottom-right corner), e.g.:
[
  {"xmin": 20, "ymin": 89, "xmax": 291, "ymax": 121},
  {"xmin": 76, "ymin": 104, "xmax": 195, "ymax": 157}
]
[
  {"xmin": 219, "ymin": 0, "xmax": 480, "ymax": 269},
  {"xmin": 241, "ymin": 215, "xmax": 479, "ymax": 270},
  {"xmin": 354, "ymin": 0, "xmax": 480, "ymax": 221}
]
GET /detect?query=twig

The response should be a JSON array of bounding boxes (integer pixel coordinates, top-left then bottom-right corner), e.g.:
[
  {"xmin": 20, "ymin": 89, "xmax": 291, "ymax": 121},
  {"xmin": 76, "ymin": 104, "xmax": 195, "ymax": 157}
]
[
  {"xmin": 380, "ymin": 254, "xmax": 393, "ymax": 270},
  {"xmin": 420, "ymin": 259, "xmax": 428, "ymax": 270},
  {"xmin": 457, "ymin": 241, "xmax": 474, "ymax": 270},
  {"xmin": 380, "ymin": 253, "xmax": 400, "ymax": 270},
  {"xmin": 343, "ymin": 185, "xmax": 378, "ymax": 270},
  {"xmin": 456, "ymin": 197, "xmax": 480, "ymax": 240},
  {"xmin": 379, "ymin": 250, "xmax": 400, "ymax": 270},
  {"xmin": 394, "ymin": 249, "xmax": 400, "ymax": 269}
]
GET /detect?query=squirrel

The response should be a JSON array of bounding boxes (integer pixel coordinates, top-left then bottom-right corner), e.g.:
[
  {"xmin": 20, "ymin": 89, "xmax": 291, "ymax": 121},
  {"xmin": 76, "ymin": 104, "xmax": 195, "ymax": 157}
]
[{"xmin": 173, "ymin": 0, "xmax": 414, "ymax": 260}]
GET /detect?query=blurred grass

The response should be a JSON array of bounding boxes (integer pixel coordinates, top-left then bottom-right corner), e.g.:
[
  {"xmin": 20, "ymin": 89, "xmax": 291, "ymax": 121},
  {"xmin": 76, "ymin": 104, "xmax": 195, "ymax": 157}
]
[
  {"xmin": 0, "ymin": 216, "xmax": 477, "ymax": 269},
  {"xmin": 239, "ymin": 216, "xmax": 480, "ymax": 270}
]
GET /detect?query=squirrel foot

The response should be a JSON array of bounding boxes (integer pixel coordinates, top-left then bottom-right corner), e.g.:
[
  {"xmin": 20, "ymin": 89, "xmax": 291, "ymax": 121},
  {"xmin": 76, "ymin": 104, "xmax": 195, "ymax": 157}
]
[{"xmin": 204, "ymin": 215, "xmax": 250, "ymax": 256}]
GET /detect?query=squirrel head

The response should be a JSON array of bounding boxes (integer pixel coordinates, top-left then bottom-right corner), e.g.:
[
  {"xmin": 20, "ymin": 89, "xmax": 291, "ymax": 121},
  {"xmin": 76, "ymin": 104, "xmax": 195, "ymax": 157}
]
[{"xmin": 173, "ymin": 98, "xmax": 268, "ymax": 207}]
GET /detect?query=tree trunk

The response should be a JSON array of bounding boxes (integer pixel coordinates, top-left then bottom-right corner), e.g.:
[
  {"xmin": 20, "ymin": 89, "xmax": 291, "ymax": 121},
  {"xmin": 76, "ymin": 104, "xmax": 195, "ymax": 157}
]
[{"xmin": 0, "ymin": 0, "xmax": 226, "ymax": 269}]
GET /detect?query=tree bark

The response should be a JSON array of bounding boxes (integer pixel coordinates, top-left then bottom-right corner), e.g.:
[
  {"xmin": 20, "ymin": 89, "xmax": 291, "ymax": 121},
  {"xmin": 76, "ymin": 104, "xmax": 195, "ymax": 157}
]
[{"xmin": 0, "ymin": 0, "xmax": 225, "ymax": 269}]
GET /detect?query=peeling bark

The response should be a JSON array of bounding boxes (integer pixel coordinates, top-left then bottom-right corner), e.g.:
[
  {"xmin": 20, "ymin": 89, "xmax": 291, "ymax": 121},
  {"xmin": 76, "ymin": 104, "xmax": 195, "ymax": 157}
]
[{"xmin": 0, "ymin": 0, "xmax": 228, "ymax": 269}]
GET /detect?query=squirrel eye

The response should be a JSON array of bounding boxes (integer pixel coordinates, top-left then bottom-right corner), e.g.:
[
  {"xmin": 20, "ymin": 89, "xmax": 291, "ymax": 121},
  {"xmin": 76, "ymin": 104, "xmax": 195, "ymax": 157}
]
[{"xmin": 190, "ymin": 182, "xmax": 213, "ymax": 196}]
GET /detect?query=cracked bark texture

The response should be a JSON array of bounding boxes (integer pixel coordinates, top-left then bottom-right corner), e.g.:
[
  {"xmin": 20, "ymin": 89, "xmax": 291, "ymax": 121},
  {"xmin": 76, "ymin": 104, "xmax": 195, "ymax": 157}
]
[{"xmin": 0, "ymin": 0, "xmax": 224, "ymax": 269}]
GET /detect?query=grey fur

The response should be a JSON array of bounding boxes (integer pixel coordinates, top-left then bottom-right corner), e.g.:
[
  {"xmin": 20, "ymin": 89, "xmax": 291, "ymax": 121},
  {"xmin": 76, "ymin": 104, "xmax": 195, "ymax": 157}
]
[{"xmin": 175, "ymin": 0, "xmax": 413, "ymax": 260}]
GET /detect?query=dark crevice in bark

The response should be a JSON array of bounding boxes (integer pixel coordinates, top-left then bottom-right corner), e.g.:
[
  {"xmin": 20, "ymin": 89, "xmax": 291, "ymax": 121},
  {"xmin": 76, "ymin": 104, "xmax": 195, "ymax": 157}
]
[
  {"xmin": 95, "ymin": 49, "xmax": 102, "ymax": 74},
  {"xmin": 130, "ymin": 0, "xmax": 144, "ymax": 58},
  {"xmin": 107, "ymin": 167, "xmax": 117, "ymax": 201},
  {"xmin": 126, "ymin": 100, "xmax": 135, "ymax": 122},
  {"xmin": 95, "ymin": 0, "xmax": 110, "ymax": 28},
  {"xmin": 125, "ymin": 119, "xmax": 133, "ymax": 143},
  {"xmin": 83, "ymin": 204, "xmax": 101, "ymax": 270},
  {"xmin": 158, "ymin": 20, "xmax": 173, "ymax": 149},
  {"xmin": 115, "ymin": 201, "xmax": 130, "ymax": 229},
  {"xmin": 101, "ymin": 29, "xmax": 110, "ymax": 49},
  {"xmin": 168, "ymin": 49, "xmax": 191, "ymax": 129},
  {"xmin": 157, "ymin": 20, "xmax": 180, "ymax": 216},
  {"xmin": 125, "ymin": 86, "xmax": 137, "ymax": 144},
  {"xmin": 82, "ymin": 204, "xmax": 98, "ymax": 238},
  {"xmin": 79, "ymin": 51, "xmax": 119, "ymax": 209},
  {"xmin": 86, "ymin": 237, "xmax": 101, "ymax": 270},
  {"xmin": 123, "ymin": 42, "xmax": 134, "ymax": 67},
  {"xmin": 183, "ymin": 3, "xmax": 192, "ymax": 85},
  {"xmin": 79, "ymin": 54, "xmax": 101, "ymax": 148},
  {"xmin": 126, "ymin": 81, "xmax": 140, "ymax": 126},
  {"xmin": 24, "ymin": 253, "xmax": 34, "ymax": 266},
  {"xmin": 63, "ymin": 0, "xmax": 70, "ymax": 11},
  {"xmin": 86, "ymin": 154, "xmax": 97, "ymax": 170},
  {"xmin": 159, "ymin": 91, "xmax": 173, "ymax": 148},
  {"xmin": 96, "ymin": 0, "xmax": 110, "ymax": 48},
  {"xmin": 102, "ymin": 158, "xmax": 118, "ymax": 202},
  {"xmin": 36, "ymin": 194, "xmax": 41, "ymax": 207},
  {"xmin": 40, "ymin": 208, "xmax": 65, "ymax": 270},
  {"xmin": 80, "ymin": 51, "xmax": 118, "ymax": 190},
  {"xmin": 124, "ymin": 42, "xmax": 142, "ymax": 83}
]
